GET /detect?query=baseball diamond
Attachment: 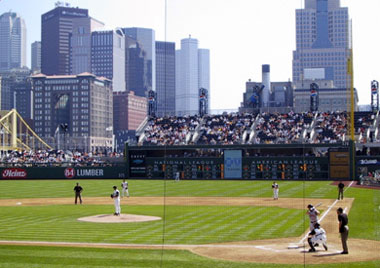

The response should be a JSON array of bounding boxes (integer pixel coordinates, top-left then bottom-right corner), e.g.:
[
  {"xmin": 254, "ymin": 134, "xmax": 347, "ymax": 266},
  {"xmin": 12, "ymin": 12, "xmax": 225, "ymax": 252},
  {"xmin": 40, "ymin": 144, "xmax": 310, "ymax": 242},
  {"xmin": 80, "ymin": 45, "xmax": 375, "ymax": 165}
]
[{"xmin": 0, "ymin": 180, "xmax": 379, "ymax": 267}]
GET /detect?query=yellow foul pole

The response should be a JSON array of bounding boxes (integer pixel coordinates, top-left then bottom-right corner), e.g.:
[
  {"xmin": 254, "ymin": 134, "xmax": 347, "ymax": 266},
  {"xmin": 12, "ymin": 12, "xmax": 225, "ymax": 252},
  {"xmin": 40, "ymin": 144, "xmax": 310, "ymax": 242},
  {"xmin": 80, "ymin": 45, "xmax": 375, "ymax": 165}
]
[{"xmin": 347, "ymin": 49, "xmax": 355, "ymax": 141}]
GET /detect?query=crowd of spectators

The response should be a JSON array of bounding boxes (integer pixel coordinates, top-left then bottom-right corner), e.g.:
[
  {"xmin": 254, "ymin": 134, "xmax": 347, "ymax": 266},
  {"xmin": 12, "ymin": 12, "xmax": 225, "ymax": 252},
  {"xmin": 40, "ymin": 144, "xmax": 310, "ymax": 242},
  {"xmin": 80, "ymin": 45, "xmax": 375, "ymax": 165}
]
[
  {"xmin": 143, "ymin": 116, "xmax": 200, "ymax": 145},
  {"xmin": 312, "ymin": 112, "xmax": 347, "ymax": 143},
  {"xmin": 198, "ymin": 113, "xmax": 254, "ymax": 145},
  {"xmin": 0, "ymin": 150, "xmax": 123, "ymax": 167},
  {"xmin": 141, "ymin": 111, "xmax": 378, "ymax": 146},
  {"xmin": 254, "ymin": 112, "xmax": 313, "ymax": 144}
]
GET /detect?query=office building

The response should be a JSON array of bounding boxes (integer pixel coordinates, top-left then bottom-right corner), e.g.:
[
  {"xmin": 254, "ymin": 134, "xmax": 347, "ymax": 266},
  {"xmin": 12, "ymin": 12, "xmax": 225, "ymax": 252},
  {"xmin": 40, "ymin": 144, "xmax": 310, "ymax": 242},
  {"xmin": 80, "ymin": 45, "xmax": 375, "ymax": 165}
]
[
  {"xmin": 293, "ymin": 79, "xmax": 358, "ymax": 112},
  {"xmin": 123, "ymin": 27, "xmax": 155, "ymax": 95},
  {"xmin": 155, "ymin": 41, "xmax": 176, "ymax": 116},
  {"xmin": 0, "ymin": 12, "xmax": 27, "ymax": 72},
  {"xmin": 70, "ymin": 17, "xmax": 104, "ymax": 74},
  {"xmin": 125, "ymin": 35, "xmax": 148, "ymax": 96},
  {"xmin": 91, "ymin": 29, "xmax": 126, "ymax": 92},
  {"xmin": 176, "ymin": 37, "xmax": 210, "ymax": 115},
  {"xmin": 0, "ymin": 67, "xmax": 32, "ymax": 119},
  {"xmin": 31, "ymin": 73, "xmax": 113, "ymax": 152},
  {"xmin": 41, "ymin": 5, "xmax": 91, "ymax": 75},
  {"xmin": 113, "ymin": 91, "xmax": 147, "ymax": 131},
  {"xmin": 31, "ymin": 41, "xmax": 41, "ymax": 73},
  {"xmin": 292, "ymin": 0, "xmax": 350, "ymax": 89}
]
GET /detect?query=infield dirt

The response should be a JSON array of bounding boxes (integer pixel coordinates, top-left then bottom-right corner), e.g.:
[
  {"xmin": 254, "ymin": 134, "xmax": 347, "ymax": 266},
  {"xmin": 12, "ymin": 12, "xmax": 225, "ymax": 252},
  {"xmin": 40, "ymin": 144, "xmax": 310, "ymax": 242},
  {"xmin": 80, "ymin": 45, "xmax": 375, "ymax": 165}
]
[{"xmin": 1, "ymin": 196, "xmax": 379, "ymax": 264}]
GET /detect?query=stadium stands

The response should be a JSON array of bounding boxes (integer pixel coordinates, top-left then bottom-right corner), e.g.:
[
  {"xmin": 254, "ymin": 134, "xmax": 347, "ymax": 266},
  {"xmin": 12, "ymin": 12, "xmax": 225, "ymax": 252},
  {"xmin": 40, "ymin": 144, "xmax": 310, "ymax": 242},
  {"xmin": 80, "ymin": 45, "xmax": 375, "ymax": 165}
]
[
  {"xmin": 139, "ymin": 111, "xmax": 379, "ymax": 146},
  {"xmin": 0, "ymin": 150, "xmax": 123, "ymax": 167}
]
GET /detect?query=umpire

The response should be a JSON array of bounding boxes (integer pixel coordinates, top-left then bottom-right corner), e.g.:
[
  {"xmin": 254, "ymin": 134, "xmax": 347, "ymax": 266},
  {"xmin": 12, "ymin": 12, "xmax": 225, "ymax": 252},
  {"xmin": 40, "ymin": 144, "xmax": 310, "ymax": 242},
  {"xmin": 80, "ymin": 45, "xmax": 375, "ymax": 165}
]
[
  {"xmin": 337, "ymin": 207, "xmax": 349, "ymax": 254},
  {"xmin": 337, "ymin": 181, "xmax": 345, "ymax": 200},
  {"xmin": 74, "ymin": 182, "xmax": 83, "ymax": 205}
]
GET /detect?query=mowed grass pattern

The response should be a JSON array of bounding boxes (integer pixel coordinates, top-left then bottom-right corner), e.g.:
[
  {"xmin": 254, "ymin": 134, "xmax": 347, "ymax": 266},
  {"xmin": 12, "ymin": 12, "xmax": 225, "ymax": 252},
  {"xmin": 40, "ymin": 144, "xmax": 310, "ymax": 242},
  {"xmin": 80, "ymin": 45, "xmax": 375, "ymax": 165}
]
[
  {"xmin": 0, "ymin": 204, "xmax": 303, "ymax": 244},
  {"xmin": 2, "ymin": 245, "xmax": 380, "ymax": 268},
  {"xmin": 0, "ymin": 180, "xmax": 340, "ymax": 199},
  {"xmin": 0, "ymin": 180, "xmax": 341, "ymax": 245},
  {"xmin": 0, "ymin": 180, "xmax": 379, "ymax": 267}
]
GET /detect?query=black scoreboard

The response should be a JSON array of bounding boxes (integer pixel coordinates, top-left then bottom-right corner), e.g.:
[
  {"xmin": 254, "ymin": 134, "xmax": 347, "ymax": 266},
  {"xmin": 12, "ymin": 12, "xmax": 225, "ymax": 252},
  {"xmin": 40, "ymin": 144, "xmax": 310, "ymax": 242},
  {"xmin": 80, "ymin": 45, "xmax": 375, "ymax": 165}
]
[{"xmin": 126, "ymin": 144, "xmax": 334, "ymax": 180}]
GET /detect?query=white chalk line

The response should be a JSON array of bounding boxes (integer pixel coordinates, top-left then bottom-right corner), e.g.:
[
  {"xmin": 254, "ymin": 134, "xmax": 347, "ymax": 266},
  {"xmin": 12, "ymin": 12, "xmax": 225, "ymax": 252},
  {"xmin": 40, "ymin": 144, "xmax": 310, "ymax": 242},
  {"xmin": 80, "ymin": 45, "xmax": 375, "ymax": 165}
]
[
  {"xmin": 254, "ymin": 245, "xmax": 288, "ymax": 253},
  {"xmin": 255, "ymin": 181, "xmax": 356, "ymax": 252},
  {"xmin": 297, "ymin": 180, "xmax": 355, "ymax": 245}
]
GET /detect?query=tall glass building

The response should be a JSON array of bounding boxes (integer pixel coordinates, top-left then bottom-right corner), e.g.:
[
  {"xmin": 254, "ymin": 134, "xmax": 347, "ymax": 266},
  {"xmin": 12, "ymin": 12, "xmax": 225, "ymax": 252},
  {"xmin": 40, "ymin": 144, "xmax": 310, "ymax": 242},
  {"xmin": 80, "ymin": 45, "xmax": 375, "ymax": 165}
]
[
  {"xmin": 41, "ymin": 6, "xmax": 90, "ymax": 75},
  {"xmin": 0, "ymin": 12, "xmax": 27, "ymax": 72},
  {"xmin": 70, "ymin": 17, "xmax": 104, "ymax": 75},
  {"xmin": 292, "ymin": 0, "xmax": 351, "ymax": 89},
  {"xmin": 123, "ymin": 27, "xmax": 155, "ymax": 96},
  {"xmin": 91, "ymin": 29, "xmax": 126, "ymax": 92},
  {"xmin": 176, "ymin": 37, "xmax": 210, "ymax": 116},
  {"xmin": 156, "ymin": 41, "xmax": 176, "ymax": 116},
  {"xmin": 31, "ymin": 41, "xmax": 41, "ymax": 73}
]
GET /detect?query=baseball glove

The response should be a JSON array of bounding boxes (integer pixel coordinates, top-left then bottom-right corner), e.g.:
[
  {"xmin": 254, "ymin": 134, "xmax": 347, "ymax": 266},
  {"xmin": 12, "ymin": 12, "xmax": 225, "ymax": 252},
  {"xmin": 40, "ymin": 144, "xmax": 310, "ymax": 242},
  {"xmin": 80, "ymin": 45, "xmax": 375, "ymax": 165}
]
[{"xmin": 110, "ymin": 194, "xmax": 113, "ymax": 198}]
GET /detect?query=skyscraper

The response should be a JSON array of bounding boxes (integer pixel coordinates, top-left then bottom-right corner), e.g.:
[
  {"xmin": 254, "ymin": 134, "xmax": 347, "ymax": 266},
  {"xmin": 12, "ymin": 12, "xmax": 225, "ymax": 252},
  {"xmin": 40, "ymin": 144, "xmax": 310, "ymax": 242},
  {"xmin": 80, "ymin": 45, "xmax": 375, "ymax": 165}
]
[
  {"xmin": 292, "ymin": 0, "xmax": 350, "ymax": 88},
  {"xmin": 70, "ymin": 17, "xmax": 104, "ymax": 74},
  {"xmin": 123, "ymin": 27, "xmax": 155, "ymax": 96},
  {"xmin": 176, "ymin": 37, "xmax": 210, "ymax": 115},
  {"xmin": 0, "ymin": 12, "xmax": 27, "ymax": 72},
  {"xmin": 125, "ymin": 35, "xmax": 148, "ymax": 96},
  {"xmin": 156, "ymin": 41, "xmax": 176, "ymax": 116},
  {"xmin": 41, "ymin": 5, "xmax": 90, "ymax": 75},
  {"xmin": 31, "ymin": 41, "xmax": 41, "ymax": 73},
  {"xmin": 91, "ymin": 29, "xmax": 126, "ymax": 92}
]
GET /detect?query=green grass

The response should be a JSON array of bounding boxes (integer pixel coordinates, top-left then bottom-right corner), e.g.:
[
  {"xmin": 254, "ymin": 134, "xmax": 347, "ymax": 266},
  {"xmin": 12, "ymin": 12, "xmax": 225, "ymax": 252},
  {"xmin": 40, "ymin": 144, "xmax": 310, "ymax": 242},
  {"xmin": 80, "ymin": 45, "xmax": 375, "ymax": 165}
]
[
  {"xmin": 0, "ymin": 179, "xmax": 379, "ymax": 267},
  {"xmin": 0, "ymin": 179, "xmax": 341, "ymax": 199},
  {"xmin": 0, "ymin": 204, "xmax": 304, "ymax": 244},
  {"xmin": 0, "ymin": 245, "xmax": 379, "ymax": 268}
]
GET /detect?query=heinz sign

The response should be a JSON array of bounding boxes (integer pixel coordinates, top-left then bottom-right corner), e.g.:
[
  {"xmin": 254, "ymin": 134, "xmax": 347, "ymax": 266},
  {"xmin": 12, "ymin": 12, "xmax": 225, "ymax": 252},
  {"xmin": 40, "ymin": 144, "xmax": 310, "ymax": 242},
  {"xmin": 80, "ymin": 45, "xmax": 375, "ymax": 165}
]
[{"xmin": 2, "ymin": 168, "xmax": 27, "ymax": 179}]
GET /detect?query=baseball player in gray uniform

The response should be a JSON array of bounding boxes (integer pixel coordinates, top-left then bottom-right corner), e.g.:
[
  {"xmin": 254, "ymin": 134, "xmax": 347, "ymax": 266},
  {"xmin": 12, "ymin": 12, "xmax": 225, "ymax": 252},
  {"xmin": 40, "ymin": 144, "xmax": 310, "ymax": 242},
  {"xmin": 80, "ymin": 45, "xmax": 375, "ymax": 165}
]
[
  {"xmin": 111, "ymin": 186, "xmax": 121, "ymax": 216},
  {"xmin": 307, "ymin": 204, "xmax": 320, "ymax": 231},
  {"xmin": 121, "ymin": 180, "xmax": 129, "ymax": 198}
]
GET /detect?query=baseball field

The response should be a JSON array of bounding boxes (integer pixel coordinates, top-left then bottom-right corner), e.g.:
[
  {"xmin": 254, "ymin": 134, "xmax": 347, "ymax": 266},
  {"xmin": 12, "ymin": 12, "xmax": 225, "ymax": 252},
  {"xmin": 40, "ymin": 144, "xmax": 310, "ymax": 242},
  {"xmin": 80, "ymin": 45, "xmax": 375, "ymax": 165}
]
[{"xmin": 0, "ymin": 179, "xmax": 379, "ymax": 267}]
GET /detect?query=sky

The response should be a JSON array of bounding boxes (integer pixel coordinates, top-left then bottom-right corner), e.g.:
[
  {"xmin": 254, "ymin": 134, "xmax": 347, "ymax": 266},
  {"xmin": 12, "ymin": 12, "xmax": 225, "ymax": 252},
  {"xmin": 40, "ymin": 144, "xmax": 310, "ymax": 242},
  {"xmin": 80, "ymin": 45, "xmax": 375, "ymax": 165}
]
[{"xmin": 1, "ymin": 0, "xmax": 379, "ymax": 111}]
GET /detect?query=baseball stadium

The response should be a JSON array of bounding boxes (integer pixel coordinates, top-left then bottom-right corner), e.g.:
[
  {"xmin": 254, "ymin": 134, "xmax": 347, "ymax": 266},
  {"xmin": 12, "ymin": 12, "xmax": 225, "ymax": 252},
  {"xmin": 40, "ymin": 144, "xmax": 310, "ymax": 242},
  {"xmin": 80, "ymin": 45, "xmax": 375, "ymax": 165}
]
[
  {"xmin": 1, "ymin": 0, "xmax": 380, "ymax": 266},
  {"xmin": 1, "ymin": 108, "xmax": 380, "ymax": 268}
]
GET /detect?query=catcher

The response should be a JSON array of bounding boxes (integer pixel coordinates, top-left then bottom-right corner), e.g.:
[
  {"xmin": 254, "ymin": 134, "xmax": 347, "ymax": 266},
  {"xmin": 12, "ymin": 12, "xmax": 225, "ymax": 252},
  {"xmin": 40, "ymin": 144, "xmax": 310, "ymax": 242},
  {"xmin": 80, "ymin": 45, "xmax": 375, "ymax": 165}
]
[{"xmin": 308, "ymin": 223, "xmax": 328, "ymax": 252}]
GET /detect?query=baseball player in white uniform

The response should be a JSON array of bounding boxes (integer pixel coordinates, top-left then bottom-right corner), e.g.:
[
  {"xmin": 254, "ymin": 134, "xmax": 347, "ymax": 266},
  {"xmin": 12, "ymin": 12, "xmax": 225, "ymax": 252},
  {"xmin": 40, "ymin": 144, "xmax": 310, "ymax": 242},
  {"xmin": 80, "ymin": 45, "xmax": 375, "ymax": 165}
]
[
  {"xmin": 307, "ymin": 204, "xmax": 320, "ymax": 231},
  {"xmin": 121, "ymin": 180, "xmax": 129, "ymax": 198},
  {"xmin": 272, "ymin": 181, "xmax": 279, "ymax": 200},
  {"xmin": 308, "ymin": 223, "xmax": 328, "ymax": 252},
  {"xmin": 111, "ymin": 186, "xmax": 121, "ymax": 216}
]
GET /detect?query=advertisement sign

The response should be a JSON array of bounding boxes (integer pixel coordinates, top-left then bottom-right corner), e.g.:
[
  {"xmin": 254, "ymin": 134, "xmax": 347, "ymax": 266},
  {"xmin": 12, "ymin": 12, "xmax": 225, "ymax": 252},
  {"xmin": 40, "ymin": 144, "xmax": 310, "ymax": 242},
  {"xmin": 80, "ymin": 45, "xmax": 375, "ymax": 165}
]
[
  {"xmin": 2, "ymin": 168, "xmax": 27, "ymax": 179},
  {"xmin": 129, "ymin": 151, "xmax": 147, "ymax": 177},
  {"xmin": 0, "ymin": 166, "xmax": 125, "ymax": 180},
  {"xmin": 224, "ymin": 150, "xmax": 242, "ymax": 179}
]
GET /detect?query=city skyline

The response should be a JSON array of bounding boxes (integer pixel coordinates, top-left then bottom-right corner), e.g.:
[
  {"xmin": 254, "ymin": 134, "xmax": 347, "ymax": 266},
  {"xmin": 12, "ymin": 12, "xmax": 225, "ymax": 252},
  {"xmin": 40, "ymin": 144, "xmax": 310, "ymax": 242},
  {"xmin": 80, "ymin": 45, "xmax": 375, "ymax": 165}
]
[{"xmin": 1, "ymin": 0, "xmax": 379, "ymax": 109}]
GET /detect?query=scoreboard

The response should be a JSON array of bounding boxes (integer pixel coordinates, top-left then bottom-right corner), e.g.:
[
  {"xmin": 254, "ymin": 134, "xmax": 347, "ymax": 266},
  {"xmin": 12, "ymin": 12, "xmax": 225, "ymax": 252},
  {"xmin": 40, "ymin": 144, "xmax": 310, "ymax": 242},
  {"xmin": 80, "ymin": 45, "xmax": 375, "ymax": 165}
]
[
  {"xmin": 126, "ymin": 144, "xmax": 342, "ymax": 180},
  {"xmin": 242, "ymin": 157, "xmax": 327, "ymax": 180},
  {"xmin": 130, "ymin": 156, "xmax": 328, "ymax": 180}
]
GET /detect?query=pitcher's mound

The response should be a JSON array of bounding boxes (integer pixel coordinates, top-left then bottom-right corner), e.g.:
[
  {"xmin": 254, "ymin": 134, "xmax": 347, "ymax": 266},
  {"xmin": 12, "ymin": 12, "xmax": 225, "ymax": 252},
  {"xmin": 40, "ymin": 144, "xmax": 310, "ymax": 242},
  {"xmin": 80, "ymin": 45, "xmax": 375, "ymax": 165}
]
[{"xmin": 78, "ymin": 214, "xmax": 161, "ymax": 223}]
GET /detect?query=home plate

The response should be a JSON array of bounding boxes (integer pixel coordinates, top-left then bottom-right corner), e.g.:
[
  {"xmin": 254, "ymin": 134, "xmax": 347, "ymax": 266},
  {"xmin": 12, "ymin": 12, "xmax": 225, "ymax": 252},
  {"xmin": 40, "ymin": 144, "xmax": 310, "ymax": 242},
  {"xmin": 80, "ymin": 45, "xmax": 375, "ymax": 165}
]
[{"xmin": 77, "ymin": 214, "xmax": 161, "ymax": 223}]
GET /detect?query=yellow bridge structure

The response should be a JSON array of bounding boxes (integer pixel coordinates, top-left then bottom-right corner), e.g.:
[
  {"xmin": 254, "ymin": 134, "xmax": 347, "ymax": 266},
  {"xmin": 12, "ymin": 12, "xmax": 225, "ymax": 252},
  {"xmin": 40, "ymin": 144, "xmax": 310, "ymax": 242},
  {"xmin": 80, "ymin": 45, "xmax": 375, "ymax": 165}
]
[{"xmin": 0, "ymin": 109, "xmax": 52, "ymax": 151}]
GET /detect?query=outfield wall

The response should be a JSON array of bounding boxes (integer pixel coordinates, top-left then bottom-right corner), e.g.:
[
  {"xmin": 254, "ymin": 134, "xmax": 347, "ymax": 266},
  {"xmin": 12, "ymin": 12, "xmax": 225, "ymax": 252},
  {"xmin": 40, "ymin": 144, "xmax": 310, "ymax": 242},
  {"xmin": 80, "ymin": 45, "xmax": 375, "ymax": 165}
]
[
  {"xmin": 126, "ymin": 143, "xmax": 354, "ymax": 180},
  {"xmin": 0, "ymin": 166, "xmax": 126, "ymax": 180}
]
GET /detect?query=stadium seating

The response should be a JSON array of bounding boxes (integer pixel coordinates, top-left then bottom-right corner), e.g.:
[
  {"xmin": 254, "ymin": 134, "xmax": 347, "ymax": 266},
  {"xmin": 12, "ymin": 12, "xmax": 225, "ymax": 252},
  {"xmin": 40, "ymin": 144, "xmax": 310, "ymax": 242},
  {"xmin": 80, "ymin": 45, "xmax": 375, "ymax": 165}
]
[{"xmin": 140, "ymin": 111, "xmax": 379, "ymax": 146}]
